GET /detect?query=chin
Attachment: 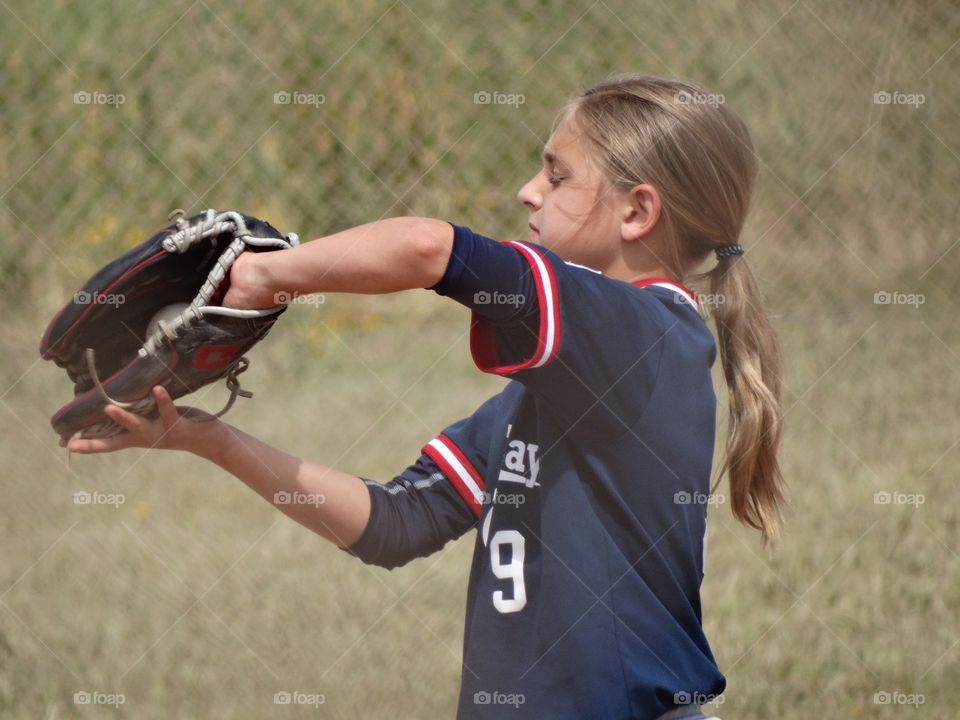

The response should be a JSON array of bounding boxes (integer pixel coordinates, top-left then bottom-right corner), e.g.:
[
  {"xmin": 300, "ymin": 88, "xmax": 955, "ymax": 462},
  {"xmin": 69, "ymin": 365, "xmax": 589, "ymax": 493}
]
[{"xmin": 532, "ymin": 230, "xmax": 551, "ymax": 246}]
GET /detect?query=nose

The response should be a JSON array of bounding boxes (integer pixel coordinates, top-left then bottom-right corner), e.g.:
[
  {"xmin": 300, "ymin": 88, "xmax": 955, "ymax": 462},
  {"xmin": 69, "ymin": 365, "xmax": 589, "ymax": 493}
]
[{"xmin": 517, "ymin": 175, "xmax": 542, "ymax": 211}]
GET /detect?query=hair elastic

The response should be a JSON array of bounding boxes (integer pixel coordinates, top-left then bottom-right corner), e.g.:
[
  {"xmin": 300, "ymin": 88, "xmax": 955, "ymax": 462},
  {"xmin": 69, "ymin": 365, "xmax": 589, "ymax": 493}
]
[{"xmin": 715, "ymin": 243, "xmax": 744, "ymax": 259}]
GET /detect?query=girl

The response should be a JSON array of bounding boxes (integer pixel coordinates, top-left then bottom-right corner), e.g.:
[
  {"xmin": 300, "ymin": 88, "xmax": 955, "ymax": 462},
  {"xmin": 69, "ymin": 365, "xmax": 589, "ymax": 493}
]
[{"xmin": 65, "ymin": 74, "xmax": 786, "ymax": 720}]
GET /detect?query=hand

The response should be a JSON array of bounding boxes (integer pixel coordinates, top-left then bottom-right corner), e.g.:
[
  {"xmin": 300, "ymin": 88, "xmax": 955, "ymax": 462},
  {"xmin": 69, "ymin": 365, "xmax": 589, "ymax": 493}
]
[
  {"xmin": 62, "ymin": 386, "xmax": 227, "ymax": 459},
  {"xmin": 222, "ymin": 252, "xmax": 280, "ymax": 310}
]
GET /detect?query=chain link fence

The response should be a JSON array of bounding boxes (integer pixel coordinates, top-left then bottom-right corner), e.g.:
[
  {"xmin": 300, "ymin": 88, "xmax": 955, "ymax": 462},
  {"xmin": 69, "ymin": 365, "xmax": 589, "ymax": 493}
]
[
  {"xmin": 2, "ymin": 1, "xmax": 956, "ymax": 313},
  {"xmin": 2, "ymin": 1, "xmax": 959, "ymax": 718}
]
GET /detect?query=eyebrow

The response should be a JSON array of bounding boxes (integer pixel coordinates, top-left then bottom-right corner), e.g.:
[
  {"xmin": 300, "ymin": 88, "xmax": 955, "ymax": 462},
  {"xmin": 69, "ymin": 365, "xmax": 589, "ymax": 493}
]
[{"xmin": 542, "ymin": 149, "xmax": 570, "ymax": 171}]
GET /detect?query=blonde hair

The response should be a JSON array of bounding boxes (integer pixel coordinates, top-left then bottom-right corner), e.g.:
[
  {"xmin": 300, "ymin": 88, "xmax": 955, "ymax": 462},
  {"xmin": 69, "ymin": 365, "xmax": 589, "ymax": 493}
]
[{"xmin": 572, "ymin": 74, "xmax": 786, "ymax": 544}]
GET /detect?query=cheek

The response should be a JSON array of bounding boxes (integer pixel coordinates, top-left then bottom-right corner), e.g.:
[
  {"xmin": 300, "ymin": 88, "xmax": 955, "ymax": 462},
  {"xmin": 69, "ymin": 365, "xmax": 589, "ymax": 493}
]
[{"xmin": 556, "ymin": 193, "xmax": 599, "ymax": 231}]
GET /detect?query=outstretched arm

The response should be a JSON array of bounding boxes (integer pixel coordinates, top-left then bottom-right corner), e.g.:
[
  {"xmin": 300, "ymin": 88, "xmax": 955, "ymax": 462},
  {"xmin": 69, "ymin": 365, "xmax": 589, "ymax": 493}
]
[
  {"xmin": 65, "ymin": 220, "xmax": 502, "ymax": 555},
  {"xmin": 66, "ymin": 387, "xmax": 371, "ymax": 547},
  {"xmin": 223, "ymin": 217, "xmax": 454, "ymax": 308}
]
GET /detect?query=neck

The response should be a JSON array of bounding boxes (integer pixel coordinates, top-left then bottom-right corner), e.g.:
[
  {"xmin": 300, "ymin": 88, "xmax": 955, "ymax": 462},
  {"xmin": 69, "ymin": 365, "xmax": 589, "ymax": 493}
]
[
  {"xmin": 604, "ymin": 230, "xmax": 678, "ymax": 284},
  {"xmin": 603, "ymin": 257, "xmax": 674, "ymax": 285}
]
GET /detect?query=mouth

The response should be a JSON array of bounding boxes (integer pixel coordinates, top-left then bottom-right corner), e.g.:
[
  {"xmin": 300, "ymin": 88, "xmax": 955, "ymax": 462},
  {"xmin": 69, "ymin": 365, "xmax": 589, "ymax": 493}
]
[{"xmin": 528, "ymin": 222, "xmax": 539, "ymax": 238}]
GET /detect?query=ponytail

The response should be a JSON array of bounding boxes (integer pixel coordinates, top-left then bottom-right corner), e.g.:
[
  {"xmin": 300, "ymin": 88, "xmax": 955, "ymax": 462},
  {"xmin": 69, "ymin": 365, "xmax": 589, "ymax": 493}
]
[
  {"xmin": 574, "ymin": 74, "xmax": 787, "ymax": 543},
  {"xmin": 699, "ymin": 253, "xmax": 786, "ymax": 545}
]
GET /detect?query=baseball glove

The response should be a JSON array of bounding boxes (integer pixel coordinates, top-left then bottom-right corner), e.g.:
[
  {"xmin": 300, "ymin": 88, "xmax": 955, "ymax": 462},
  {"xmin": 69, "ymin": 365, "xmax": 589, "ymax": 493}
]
[{"xmin": 40, "ymin": 208, "xmax": 299, "ymax": 440}]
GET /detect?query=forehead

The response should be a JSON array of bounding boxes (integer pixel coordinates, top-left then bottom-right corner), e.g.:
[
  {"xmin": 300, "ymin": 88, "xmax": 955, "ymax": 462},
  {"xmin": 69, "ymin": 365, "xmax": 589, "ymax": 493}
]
[{"xmin": 543, "ymin": 118, "xmax": 583, "ymax": 166}]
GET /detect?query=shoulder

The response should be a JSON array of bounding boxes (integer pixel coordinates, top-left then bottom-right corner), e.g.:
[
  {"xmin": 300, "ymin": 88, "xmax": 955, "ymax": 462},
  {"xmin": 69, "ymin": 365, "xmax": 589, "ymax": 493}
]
[{"xmin": 515, "ymin": 243, "xmax": 677, "ymax": 330}]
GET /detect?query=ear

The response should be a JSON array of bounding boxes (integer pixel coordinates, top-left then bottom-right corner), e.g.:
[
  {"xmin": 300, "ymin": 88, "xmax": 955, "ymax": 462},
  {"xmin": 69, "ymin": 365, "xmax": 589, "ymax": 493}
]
[{"xmin": 620, "ymin": 184, "xmax": 662, "ymax": 243}]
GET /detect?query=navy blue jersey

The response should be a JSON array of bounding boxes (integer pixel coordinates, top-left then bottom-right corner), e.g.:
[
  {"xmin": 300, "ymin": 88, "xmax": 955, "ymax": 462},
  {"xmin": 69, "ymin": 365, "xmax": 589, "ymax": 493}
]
[{"xmin": 348, "ymin": 224, "xmax": 724, "ymax": 719}]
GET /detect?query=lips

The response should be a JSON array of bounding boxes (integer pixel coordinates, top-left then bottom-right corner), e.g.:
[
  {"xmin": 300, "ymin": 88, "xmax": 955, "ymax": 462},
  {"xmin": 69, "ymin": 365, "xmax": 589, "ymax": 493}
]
[{"xmin": 528, "ymin": 222, "xmax": 539, "ymax": 238}]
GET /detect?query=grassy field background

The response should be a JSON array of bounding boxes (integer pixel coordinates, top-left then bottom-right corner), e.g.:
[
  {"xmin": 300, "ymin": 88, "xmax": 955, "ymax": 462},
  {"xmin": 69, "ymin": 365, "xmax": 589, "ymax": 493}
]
[{"xmin": 2, "ymin": 1, "xmax": 959, "ymax": 718}]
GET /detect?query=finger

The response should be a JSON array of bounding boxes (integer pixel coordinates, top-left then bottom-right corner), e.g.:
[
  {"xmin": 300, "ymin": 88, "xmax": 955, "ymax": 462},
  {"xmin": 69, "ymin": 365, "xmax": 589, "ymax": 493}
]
[
  {"xmin": 103, "ymin": 403, "xmax": 150, "ymax": 434},
  {"xmin": 67, "ymin": 433, "xmax": 136, "ymax": 454},
  {"xmin": 153, "ymin": 386, "xmax": 180, "ymax": 427}
]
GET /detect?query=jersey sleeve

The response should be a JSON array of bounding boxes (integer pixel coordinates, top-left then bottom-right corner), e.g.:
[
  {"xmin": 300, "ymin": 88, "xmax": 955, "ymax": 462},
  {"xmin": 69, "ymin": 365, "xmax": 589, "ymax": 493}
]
[
  {"xmin": 430, "ymin": 224, "xmax": 672, "ymax": 441},
  {"xmin": 343, "ymin": 391, "xmax": 500, "ymax": 569}
]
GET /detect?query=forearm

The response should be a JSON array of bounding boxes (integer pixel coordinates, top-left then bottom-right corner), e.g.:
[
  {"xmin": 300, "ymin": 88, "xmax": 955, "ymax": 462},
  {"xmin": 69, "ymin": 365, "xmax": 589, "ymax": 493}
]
[
  {"xmin": 198, "ymin": 423, "xmax": 371, "ymax": 547},
  {"xmin": 259, "ymin": 216, "xmax": 453, "ymax": 296}
]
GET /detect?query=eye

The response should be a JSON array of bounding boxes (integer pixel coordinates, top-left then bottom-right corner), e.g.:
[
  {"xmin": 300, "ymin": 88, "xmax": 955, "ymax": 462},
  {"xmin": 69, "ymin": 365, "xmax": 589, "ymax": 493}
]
[{"xmin": 548, "ymin": 173, "xmax": 564, "ymax": 187}]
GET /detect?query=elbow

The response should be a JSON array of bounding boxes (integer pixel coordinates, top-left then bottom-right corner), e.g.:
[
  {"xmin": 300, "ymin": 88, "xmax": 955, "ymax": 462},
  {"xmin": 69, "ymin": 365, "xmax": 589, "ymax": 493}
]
[
  {"xmin": 359, "ymin": 555, "xmax": 412, "ymax": 571},
  {"xmin": 397, "ymin": 217, "xmax": 452, "ymax": 288},
  {"xmin": 344, "ymin": 535, "xmax": 430, "ymax": 571}
]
